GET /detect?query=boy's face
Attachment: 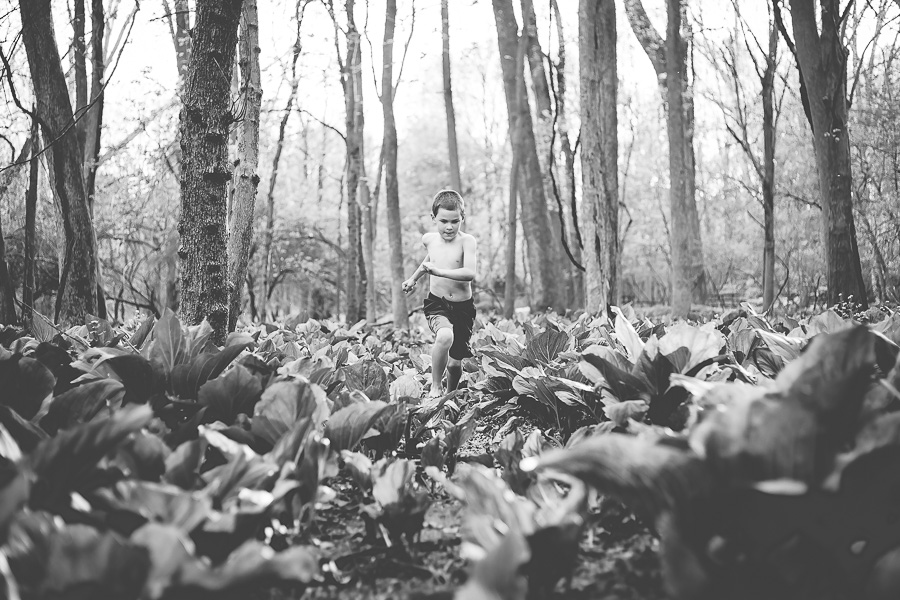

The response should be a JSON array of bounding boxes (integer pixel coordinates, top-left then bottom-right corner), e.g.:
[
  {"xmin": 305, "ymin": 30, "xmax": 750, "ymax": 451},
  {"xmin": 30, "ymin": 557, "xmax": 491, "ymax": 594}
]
[{"xmin": 433, "ymin": 208, "xmax": 463, "ymax": 241}]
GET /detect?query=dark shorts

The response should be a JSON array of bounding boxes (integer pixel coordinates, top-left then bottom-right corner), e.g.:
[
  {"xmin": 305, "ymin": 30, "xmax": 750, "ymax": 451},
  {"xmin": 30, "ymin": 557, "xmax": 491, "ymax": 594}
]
[{"xmin": 423, "ymin": 293, "xmax": 476, "ymax": 360}]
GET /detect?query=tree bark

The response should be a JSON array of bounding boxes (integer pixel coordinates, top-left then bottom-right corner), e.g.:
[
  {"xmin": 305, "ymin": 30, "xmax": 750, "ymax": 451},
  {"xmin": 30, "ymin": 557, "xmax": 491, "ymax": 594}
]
[
  {"xmin": 20, "ymin": 0, "xmax": 99, "ymax": 327},
  {"xmin": 342, "ymin": 0, "xmax": 364, "ymax": 324},
  {"xmin": 227, "ymin": 0, "xmax": 262, "ymax": 332},
  {"xmin": 789, "ymin": 0, "xmax": 867, "ymax": 308},
  {"xmin": 624, "ymin": 0, "xmax": 705, "ymax": 314},
  {"xmin": 23, "ymin": 118, "xmax": 39, "ymax": 324},
  {"xmin": 761, "ymin": 16, "xmax": 777, "ymax": 312},
  {"xmin": 579, "ymin": 0, "xmax": 618, "ymax": 314},
  {"xmin": 441, "ymin": 0, "xmax": 462, "ymax": 194},
  {"xmin": 83, "ymin": 0, "xmax": 104, "ymax": 207},
  {"xmin": 177, "ymin": 0, "xmax": 243, "ymax": 344},
  {"xmin": 0, "ymin": 139, "xmax": 32, "ymax": 324},
  {"xmin": 382, "ymin": 0, "xmax": 408, "ymax": 328},
  {"xmin": 492, "ymin": 0, "xmax": 560, "ymax": 312},
  {"xmin": 504, "ymin": 35, "xmax": 527, "ymax": 320}
]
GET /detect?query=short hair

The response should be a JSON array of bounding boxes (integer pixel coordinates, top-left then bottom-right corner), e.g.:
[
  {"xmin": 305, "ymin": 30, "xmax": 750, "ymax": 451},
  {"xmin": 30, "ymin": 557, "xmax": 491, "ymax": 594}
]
[{"xmin": 431, "ymin": 189, "xmax": 465, "ymax": 217}]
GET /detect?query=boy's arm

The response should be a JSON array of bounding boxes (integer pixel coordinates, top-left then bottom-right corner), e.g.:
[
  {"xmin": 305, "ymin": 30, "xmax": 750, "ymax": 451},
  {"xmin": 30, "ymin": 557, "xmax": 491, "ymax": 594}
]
[
  {"xmin": 425, "ymin": 236, "xmax": 478, "ymax": 282},
  {"xmin": 403, "ymin": 235, "xmax": 431, "ymax": 293}
]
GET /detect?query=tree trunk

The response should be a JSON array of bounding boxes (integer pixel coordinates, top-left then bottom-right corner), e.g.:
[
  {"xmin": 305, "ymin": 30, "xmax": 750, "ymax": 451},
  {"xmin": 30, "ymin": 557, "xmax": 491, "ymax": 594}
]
[
  {"xmin": 624, "ymin": 0, "xmax": 705, "ymax": 314},
  {"xmin": 261, "ymin": 11, "xmax": 304, "ymax": 322},
  {"xmin": 550, "ymin": 0, "xmax": 584, "ymax": 308},
  {"xmin": 74, "ymin": 0, "xmax": 88, "ymax": 152},
  {"xmin": 177, "ymin": 0, "xmax": 243, "ymax": 344},
  {"xmin": 83, "ymin": 0, "xmax": 104, "ymax": 207},
  {"xmin": 504, "ymin": 35, "xmax": 526, "ymax": 320},
  {"xmin": 789, "ymin": 0, "xmax": 867, "ymax": 308},
  {"xmin": 579, "ymin": 0, "xmax": 618, "ymax": 314},
  {"xmin": 342, "ymin": 0, "xmax": 364, "ymax": 324},
  {"xmin": 441, "ymin": 0, "xmax": 462, "ymax": 194},
  {"xmin": 761, "ymin": 17, "xmax": 777, "ymax": 312},
  {"xmin": 171, "ymin": 0, "xmax": 192, "ymax": 81},
  {"xmin": 0, "ymin": 139, "xmax": 32, "ymax": 324},
  {"xmin": 20, "ymin": 0, "xmax": 99, "ymax": 327},
  {"xmin": 382, "ymin": 0, "xmax": 408, "ymax": 328},
  {"xmin": 227, "ymin": 0, "xmax": 262, "ymax": 331},
  {"xmin": 23, "ymin": 118, "xmax": 39, "ymax": 324},
  {"xmin": 492, "ymin": 0, "xmax": 560, "ymax": 312}
]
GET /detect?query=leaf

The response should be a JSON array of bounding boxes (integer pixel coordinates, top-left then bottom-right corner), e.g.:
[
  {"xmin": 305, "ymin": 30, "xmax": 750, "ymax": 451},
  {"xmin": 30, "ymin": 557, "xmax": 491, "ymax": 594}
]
[
  {"xmin": 104, "ymin": 480, "xmax": 212, "ymax": 532},
  {"xmin": 26, "ymin": 404, "xmax": 153, "ymax": 507},
  {"xmin": 341, "ymin": 360, "xmax": 389, "ymax": 402},
  {"xmin": 445, "ymin": 405, "xmax": 482, "ymax": 455},
  {"xmin": 757, "ymin": 329, "xmax": 804, "ymax": 364},
  {"xmin": 579, "ymin": 351, "xmax": 648, "ymax": 402},
  {"xmin": 129, "ymin": 314, "xmax": 156, "ymax": 350},
  {"xmin": 371, "ymin": 458, "xmax": 416, "ymax": 506},
  {"xmin": 524, "ymin": 329, "xmax": 572, "ymax": 366},
  {"xmin": 103, "ymin": 353, "xmax": 164, "ymax": 404},
  {"xmin": 111, "ymin": 431, "xmax": 171, "ymax": 481},
  {"xmin": 179, "ymin": 540, "xmax": 319, "ymax": 590},
  {"xmin": 603, "ymin": 400, "xmax": 648, "ymax": 427},
  {"xmin": 170, "ymin": 342, "xmax": 250, "ymax": 399},
  {"xmin": 806, "ymin": 309, "xmax": 849, "ymax": 336},
  {"xmin": 148, "ymin": 308, "xmax": 186, "ymax": 377},
  {"xmin": 27, "ymin": 309, "xmax": 57, "ymax": 343},
  {"xmin": 0, "ymin": 405, "xmax": 48, "ymax": 452},
  {"xmin": 202, "ymin": 451, "xmax": 278, "ymax": 507},
  {"xmin": 612, "ymin": 307, "xmax": 644, "ymax": 362},
  {"xmin": 389, "ymin": 374, "xmax": 422, "ymax": 401},
  {"xmin": 340, "ymin": 450, "xmax": 373, "ymax": 490},
  {"xmin": 658, "ymin": 323, "xmax": 725, "ymax": 373},
  {"xmin": 198, "ymin": 364, "xmax": 262, "ymax": 424},
  {"xmin": 38, "ymin": 379, "xmax": 125, "ymax": 434},
  {"xmin": 523, "ymin": 433, "xmax": 712, "ymax": 518},
  {"xmin": 251, "ymin": 379, "xmax": 329, "ymax": 446},
  {"xmin": 85, "ymin": 314, "xmax": 117, "ymax": 346},
  {"xmin": 324, "ymin": 400, "xmax": 391, "ymax": 452},
  {"xmin": 185, "ymin": 320, "xmax": 215, "ymax": 359},
  {"xmin": 0, "ymin": 353, "xmax": 56, "ymax": 420},
  {"xmin": 267, "ymin": 417, "xmax": 315, "ymax": 467},
  {"xmin": 164, "ymin": 438, "xmax": 207, "ymax": 490}
]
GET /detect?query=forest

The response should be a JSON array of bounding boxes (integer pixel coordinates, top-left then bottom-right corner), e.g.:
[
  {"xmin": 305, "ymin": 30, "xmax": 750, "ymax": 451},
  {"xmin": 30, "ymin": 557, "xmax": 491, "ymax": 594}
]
[{"xmin": 1, "ymin": 0, "xmax": 900, "ymax": 599}]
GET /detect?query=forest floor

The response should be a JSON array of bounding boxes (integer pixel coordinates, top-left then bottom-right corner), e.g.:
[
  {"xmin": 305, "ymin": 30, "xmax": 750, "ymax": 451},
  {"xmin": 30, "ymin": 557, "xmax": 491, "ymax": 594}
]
[{"xmin": 260, "ymin": 412, "xmax": 668, "ymax": 600}]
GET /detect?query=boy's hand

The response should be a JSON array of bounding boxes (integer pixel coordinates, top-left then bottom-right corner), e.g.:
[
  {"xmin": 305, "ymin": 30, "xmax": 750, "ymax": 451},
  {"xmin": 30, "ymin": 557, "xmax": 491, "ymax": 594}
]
[
  {"xmin": 402, "ymin": 278, "xmax": 416, "ymax": 294},
  {"xmin": 422, "ymin": 262, "xmax": 440, "ymax": 277}
]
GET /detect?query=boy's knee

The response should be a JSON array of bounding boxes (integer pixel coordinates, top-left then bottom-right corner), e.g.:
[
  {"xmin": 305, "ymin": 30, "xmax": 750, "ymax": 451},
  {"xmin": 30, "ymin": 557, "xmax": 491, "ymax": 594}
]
[{"xmin": 435, "ymin": 328, "xmax": 454, "ymax": 346}]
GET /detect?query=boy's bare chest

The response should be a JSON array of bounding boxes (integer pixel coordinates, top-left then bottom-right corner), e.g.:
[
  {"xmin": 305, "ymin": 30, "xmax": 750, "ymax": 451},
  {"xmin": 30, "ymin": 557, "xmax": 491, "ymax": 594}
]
[{"xmin": 428, "ymin": 242, "xmax": 464, "ymax": 267}]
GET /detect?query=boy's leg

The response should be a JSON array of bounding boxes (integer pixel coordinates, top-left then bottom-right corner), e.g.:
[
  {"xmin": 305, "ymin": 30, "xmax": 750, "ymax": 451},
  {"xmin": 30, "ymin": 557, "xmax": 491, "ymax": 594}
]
[
  {"xmin": 430, "ymin": 327, "xmax": 454, "ymax": 397},
  {"xmin": 447, "ymin": 358, "xmax": 463, "ymax": 392}
]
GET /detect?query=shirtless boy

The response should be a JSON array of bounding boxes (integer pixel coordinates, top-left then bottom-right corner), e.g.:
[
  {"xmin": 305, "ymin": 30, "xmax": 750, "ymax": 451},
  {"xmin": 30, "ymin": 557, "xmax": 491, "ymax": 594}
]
[{"xmin": 402, "ymin": 190, "xmax": 478, "ymax": 398}]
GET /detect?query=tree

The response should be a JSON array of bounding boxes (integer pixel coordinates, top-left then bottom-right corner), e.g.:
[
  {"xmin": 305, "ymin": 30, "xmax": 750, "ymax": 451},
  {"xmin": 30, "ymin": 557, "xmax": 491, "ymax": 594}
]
[
  {"xmin": 178, "ymin": 0, "xmax": 243, "ymax": 344},
  {"xmin": 0, "ymin": 138, "xmax": 32, "ymax": 324},
  {"xmin": 261, "ymin": 1, "xmax": 308, "ymax": 321},
  {"xmin": 227, "ymin": 0, "xmax": 262, "ymax": 332},
  {"xmin": 381, "ymin": 0, "xmax": 409, "ymax": 328},
  {"xmin": 492, "ymin": 0, "xmax": 562, "ymax": 312},
  {"xmin": 19, "ymin": 0, "xmax": 99, "ymax": 326},
  {"xmin": 440, "ymin": 0, "xmax": 462, "ymax": 194},
  {"xmin": 782, "ymin": 0, "xmax": 868, "ymax": 307},
  {"xmin": 705, "ymin": 3, "xmax": 782, "ymax": 311},
  {"xmin": 623, "ymin": 0, "xmax": 706, "ymax": 315},
  {"xmin": 579, "ymin": 0, "xmax": 618, "ymax": 313}
]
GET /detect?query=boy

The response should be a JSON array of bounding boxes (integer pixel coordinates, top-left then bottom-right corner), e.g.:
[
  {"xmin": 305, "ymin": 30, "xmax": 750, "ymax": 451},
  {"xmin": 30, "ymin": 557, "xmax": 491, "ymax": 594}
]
[{"xmin": 402, "ymin": 190, "xmax": 478, "ymax": 398}]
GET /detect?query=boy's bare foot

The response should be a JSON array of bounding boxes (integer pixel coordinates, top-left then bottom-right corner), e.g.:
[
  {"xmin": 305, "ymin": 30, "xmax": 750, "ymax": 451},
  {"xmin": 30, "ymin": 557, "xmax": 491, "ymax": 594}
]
[{"xmin": 427, "ymin": 387, "xmax": 444, "ymax": 398}]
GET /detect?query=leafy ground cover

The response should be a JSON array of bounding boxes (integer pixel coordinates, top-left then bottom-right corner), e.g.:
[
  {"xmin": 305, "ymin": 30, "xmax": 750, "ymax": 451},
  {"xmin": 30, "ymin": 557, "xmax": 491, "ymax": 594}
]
[{"xmin": 0, "ymin": 302, "xmax": 899, "ymax": 599}]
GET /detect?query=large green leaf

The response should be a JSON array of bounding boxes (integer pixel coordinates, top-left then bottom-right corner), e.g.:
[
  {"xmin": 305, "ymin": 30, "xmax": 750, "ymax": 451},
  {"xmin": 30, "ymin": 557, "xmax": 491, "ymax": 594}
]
[
  {"xmin": 170, "ymin": 342, "xmax": 250, "ymax": 399},
  {"xmin": 103, "ymin": 353, "xmax": 165, "ymax": 404},
  {"xmin": 657, "ymin": 323, "xmax": 725, "ymax": 373},
  {"xmin": 324, "ymin": 400, "xmax": 391, "ymax": 452},
  {"xmin": 0, "ymin": 404, "xmax": 47, "ymax": 452},
  {"xmin": 100, "ymin": 480, "xmax": 212, "ymax": 532},
  {"xmin": 251, "ymin": 379, "xmax": 329, "ymax": 446},
  {"xmin": 524, "ymin": 329, "xmax": 572, "ymax": 366},
  {"xmin": 164, "ymin": 438, "xmax": 207, "ymax": 490},
  {"xmin": 6, "ymin": 517, "xmax": 150, "ymax": 599},
  {"xmin": 197, "ymin": 363, "xmax": 262, "ymax": 424},
  {"xmin": 341, "ymin": 360, "xmax": 389, "ymax": 402},
  {"xmin": 579, "ymin": 351, "xmax": 648, "ymax": 402},
  {"xmin": 27, "ymin": 404, "xmax": 153, "ymax": 508},
  {"xmin": 0, "ymin": 353, "xmax": 56, "ymax": 419},
  {"xmin": 148, "ymin": 308, "xmax": 186, "ymax": 377},
  {"xmin": 38, "ymin": 379, "xmax": 125, "ymax": 434}
]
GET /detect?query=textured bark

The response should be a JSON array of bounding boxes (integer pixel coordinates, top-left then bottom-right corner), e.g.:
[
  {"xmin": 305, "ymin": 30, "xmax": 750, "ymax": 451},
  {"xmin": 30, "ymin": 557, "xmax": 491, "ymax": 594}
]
[
  {"xmin": 761, "ymin": 18, "xmax": 777, "ymax": 312},
  {"xmin": 492, "ymin": 0, "xmax": 560, "ymax": 312},
  {"xmin": 789, "ymin": 0, "xmax": 867, "ymax": 307},
  {"xmin": 261, "ymin": 6, "xmax": 305, "ymax": 322},
  {"xmin": 504, "ymin": 35, "xmax": 526, "ymax": 319},
  {"xmin": 441, "ymin": 0, "xmax": 462, "ymax": 193},
  {"xmin": 177, "ymin": 0, "xmax": 243, "ymax": 344},
  {"xmin": 382, "ymin": 0, "xmax": 408, "ymax": 328},
  {"xmin": 23, "ymin": 119, "xmax": 39, "ymax": 322},
  {"xmin": 624, "ymin": 0, "xmax": 705, "ymax": 312},
  {"xmin": 74, "ymin": 0, "xmax": 88, "ymax": 152},
  {"xmin": 550, "ymin": 0, "xmax": 583, "ymax": 308},
  {"xmin": 227, "ymin": 0, "xmax": 262, "ymax": 332},
  {"xmin": 171, "ymin": 0, "xmax": 192, "ymax": 81},
  {"xmin": 579, "ymin": 0, "xmax": 618, "ymax": 314},
  {"xmin": 0, "ymin": 139, "xmax": 31, "ymax": 324},
  {"xmin": 83, "ymin": 0, "xmax": 104, "ymax": 207},
  {"xmin": 20, "ymin": 0, "xmax": 98, "ymax": 327},
  {"xmin": 342, "ymin": 0, "xmax": 364, "ymax": 324}
]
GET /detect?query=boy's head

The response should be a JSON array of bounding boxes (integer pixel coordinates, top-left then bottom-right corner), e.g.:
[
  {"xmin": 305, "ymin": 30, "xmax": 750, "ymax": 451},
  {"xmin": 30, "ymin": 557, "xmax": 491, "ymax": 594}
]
[
  {"xmin": 431, "ymin": 189, "xmax": 465, "ymax": 218},
  {"xmin": 431, "ymin": 189, "xmax": 464, "ymax": 241}
]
